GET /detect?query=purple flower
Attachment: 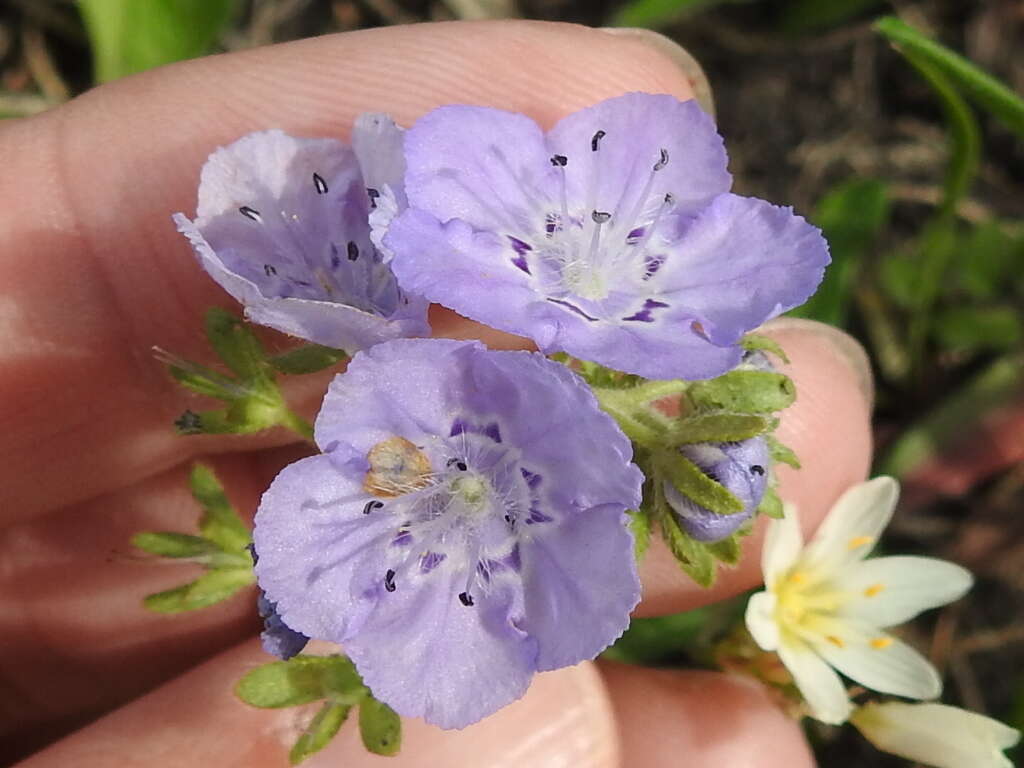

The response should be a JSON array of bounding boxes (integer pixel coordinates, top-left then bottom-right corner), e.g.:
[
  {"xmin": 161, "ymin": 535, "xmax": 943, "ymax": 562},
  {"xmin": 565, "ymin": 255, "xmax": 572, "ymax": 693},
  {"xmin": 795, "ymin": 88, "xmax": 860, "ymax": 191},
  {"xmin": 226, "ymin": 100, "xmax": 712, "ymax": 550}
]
[
  {"xmin": 174, "ymin": 117, "xmax": 429, "ymax": 352},
  {"xmin": 386, "ymin": 93, "xmax": 829, "ymax": 380},
  {"xmin": 665, "ymin": 437, "xmax": 769, "ymax": 542},
  {"xmin": 253, "ymin": 339, "xmax": 642, "ymax": 728}
]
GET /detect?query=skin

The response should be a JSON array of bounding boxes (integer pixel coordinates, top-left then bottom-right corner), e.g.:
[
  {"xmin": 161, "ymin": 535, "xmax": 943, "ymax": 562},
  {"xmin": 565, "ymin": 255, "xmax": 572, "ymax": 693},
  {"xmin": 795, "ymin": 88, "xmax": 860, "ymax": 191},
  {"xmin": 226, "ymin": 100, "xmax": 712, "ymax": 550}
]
[{"xmin": 0, "ymin": 20, "xmax": 873, "ymax": 767}]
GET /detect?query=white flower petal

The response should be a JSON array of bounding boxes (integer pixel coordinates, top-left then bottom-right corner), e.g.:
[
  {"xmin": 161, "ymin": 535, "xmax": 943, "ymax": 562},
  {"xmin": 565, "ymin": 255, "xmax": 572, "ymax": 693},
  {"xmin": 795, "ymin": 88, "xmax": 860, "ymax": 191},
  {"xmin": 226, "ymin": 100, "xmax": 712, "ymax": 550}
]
[
  {"xmin": 852, "ymin": 701, "xmax": 1020, "ymax": 768},
  {"xmin": 814, "ymin": 623, "xmax": 942, "ymax": 700},
  {"xmin": 777, "ymin": 639, "xmax": 852, "ymax": 724},
  {"xmin": 762, "ymin": 502, "xmax": 804, "ymax": 584},
  {"xmin": 804, "ymin": 477, "xmax": 899, "ymax": 573},
  {"xmin": 745, "ymin": 591, "xmax": 780, "ymax": 651},
  {"xmin": 841, "ymin": 556, "xmax": 973, "ymax": 627}
]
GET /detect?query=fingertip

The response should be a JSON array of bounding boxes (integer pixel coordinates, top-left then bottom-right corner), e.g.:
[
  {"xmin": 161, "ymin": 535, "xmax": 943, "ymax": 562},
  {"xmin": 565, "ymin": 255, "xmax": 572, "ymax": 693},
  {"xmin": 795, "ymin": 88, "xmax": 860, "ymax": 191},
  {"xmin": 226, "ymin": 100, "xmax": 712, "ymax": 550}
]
[{"xmin": 600, "ymin": 663, "xmax": 816, "ymax": 768}]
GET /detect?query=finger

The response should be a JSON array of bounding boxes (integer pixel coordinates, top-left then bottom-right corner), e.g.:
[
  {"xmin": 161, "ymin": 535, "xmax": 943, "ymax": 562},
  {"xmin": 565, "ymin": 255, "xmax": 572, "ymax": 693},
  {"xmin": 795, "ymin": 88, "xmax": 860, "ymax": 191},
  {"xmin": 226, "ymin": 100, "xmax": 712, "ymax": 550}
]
[
  {"xmin": 600, "ymin": 661, "xmax": 816, "ymax": 767},
  {"xmin": 635, "ymin": 319, "xmax": 874, "ymax": 616},
  {"xmin": 0, "ymin": 21, "xmax": 697, "ymax": 523},
  {"xmin": 0, "ymin": 446, "xmax": 311, "ymax": 754},
  {"xmin": 13, "ymin": 639, "xmax": 619, "ymax": 768}
]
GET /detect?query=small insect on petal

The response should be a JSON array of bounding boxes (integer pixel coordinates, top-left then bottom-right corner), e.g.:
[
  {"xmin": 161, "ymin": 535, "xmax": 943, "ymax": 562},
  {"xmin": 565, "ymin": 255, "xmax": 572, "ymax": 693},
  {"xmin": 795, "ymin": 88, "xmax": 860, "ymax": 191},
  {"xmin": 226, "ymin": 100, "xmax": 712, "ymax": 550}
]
[{"xmin": 364, "ymin": 436, "xmax": 432, "ymax": 497}]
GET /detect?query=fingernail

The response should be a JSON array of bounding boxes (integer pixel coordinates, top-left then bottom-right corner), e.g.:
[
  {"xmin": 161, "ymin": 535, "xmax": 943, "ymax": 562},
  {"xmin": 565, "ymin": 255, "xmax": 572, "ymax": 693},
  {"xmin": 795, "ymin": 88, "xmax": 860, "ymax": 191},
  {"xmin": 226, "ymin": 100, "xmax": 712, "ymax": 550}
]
[
  {"xmin": 598, "ymin": 27, "xmax": 715, "ymax": 118},
  {"xmin": 762, "ymin": 317, "xmax": 875, "ymax": 410}
]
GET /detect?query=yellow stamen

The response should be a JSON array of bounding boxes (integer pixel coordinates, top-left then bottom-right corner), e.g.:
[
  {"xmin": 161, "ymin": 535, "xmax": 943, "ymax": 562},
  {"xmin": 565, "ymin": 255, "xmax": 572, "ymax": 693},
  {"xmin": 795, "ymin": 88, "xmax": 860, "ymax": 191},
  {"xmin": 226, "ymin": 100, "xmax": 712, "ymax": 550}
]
[
  {"xmin": 864, "ymin": 583, "xmax": 884, "ymax": 597},
  {"xmin": 847, "ymin": 535, "xmax": 873, "ymax": 550},
  {"xmin": 826, "ymin": 635, "xmax": 845, "ymax": 648},
  {"xmin": 870, "ymin": 637, "xmax": 893, "ymax": 650},
  {"xmin": 788, "ymin": 571, "xmax": 808, "ymax": 584}
]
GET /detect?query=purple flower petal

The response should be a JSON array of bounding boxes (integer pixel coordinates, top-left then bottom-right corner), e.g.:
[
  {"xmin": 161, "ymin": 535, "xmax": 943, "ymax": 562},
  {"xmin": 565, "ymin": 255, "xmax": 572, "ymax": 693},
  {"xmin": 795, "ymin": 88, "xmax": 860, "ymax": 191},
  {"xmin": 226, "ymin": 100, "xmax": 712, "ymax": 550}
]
[
  {"xmin": 388, "ymin": 94, "xmax": 829, "ymax": 379},
  {"xmin": 255, "ymin": 339, "xmax": 642, "ymax": 728},
  {"xmin": 175, "ymin": 129, "xmax": 429, "ymax": 352}
]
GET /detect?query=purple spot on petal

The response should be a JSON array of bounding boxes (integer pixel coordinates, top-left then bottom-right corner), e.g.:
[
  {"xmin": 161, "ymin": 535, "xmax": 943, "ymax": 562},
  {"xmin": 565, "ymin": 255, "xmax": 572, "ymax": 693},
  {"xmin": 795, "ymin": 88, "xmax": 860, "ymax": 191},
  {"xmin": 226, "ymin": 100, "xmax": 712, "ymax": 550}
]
[
  {"xmin": 627, "ymin": 226, "xmax": 645, "ymax": 243},
  {"xmin": 450, "ymin": 418, "xmax": 503, "ymax": 444},
  {"xmin": 643, "ymin": 254, "xmax": 665, "ymax": 280},
  {"xmin": 547, "ymin": 298, "xmax": 599, "ymax": 322},
  {"xmin": 511, "ymin": 254, "xmax": 531, "ymax": 274},
  {"xmin": 330, "ymin": 243, "xmax": 341, "ymax": 269},
  {"xmin": 520, "ymin": 468, "xmax": 542, "ymax": 488},
  {"xmin": 420, "ymin": 551, "xmax": 446, "ymax": 573},
  {"xmin": 623, "ymin": 298, "xmax": 670, "ymax": 322},
  {"xmin": 527, "ymin": 507, "xmax": 553, "ymax": 524},
  {"xmin": 392, "ymin": 527, "xmax": 413, "ymax": 546},
  {"xmin": 508, "ymin": 236, "xmax": 532, "ymax": 255}
]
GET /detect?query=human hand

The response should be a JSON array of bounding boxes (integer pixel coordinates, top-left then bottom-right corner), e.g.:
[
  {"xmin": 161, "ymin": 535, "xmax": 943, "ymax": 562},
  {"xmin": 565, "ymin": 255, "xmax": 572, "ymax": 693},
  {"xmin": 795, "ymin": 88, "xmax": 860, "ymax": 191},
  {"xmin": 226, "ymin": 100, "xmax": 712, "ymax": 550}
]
[{"xmin": 0, "ymin": 21, "xmax": 873, "ymax": 767}]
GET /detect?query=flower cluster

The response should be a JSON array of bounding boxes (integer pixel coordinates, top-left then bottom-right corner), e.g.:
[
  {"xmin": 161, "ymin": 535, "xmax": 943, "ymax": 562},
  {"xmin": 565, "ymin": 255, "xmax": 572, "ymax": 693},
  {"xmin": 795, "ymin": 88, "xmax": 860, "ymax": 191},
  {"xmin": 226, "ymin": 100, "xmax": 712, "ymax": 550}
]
[{"xmin": 173, "ymin": 93, "xmax": 831, "ymax": 731}]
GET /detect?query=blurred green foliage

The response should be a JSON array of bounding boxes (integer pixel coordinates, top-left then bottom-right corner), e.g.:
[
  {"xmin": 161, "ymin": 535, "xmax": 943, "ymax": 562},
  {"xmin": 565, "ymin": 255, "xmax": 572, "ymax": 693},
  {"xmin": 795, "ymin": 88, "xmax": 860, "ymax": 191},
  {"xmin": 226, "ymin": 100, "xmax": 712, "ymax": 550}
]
[{"xmin": 79, "ymin": 0, "xmax": 236, "ymax": 82}]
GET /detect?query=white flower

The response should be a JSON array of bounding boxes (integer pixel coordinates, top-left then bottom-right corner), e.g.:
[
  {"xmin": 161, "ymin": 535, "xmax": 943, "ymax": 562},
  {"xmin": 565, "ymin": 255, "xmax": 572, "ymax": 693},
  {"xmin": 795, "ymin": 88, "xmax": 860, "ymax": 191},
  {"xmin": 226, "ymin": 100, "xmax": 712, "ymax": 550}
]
[
  {"xmin": 851, "ymin": 701, "xmax": 1020, "ymax": 768},
  {"xmin": 745, "ymin": 477, "xmax": 973, "ymax": 724}
]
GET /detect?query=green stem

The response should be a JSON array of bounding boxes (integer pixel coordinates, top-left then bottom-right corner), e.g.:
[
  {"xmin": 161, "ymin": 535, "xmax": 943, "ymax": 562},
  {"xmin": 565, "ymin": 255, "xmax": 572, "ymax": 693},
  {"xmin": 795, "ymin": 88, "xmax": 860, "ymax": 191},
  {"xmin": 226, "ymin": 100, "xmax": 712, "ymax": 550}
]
[{"xmin": 279, "ymin": 409, "xmax": 315, "ymax": 442}]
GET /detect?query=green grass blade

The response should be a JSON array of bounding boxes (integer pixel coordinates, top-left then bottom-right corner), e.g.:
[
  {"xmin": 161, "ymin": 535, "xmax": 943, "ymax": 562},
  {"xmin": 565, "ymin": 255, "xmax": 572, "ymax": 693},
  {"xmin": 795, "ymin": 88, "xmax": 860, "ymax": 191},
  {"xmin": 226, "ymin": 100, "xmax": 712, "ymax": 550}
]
[
  {"xmin": 874, "ymin": 16, "xmax": 1024, "ymax": 138},
  {"xmin": 80, "ymin": 0, "xmax": 237, "ymax": 83}
]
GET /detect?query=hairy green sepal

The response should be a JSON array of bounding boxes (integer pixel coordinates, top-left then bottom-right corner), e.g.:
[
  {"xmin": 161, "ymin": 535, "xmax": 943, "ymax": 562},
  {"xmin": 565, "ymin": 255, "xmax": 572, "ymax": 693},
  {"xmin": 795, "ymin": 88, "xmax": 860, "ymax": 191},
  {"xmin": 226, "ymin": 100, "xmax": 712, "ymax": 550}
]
[
  {"xmin": 163, "ymin": 308, "xmax": 345, "ymax": 439},
  {"xmin": 134, "ymin": 463, "xmax": 254, "ymax": 613},
  {"xmin": 237, "ymin": 655, "xmax": 402, "ymax": 761}
]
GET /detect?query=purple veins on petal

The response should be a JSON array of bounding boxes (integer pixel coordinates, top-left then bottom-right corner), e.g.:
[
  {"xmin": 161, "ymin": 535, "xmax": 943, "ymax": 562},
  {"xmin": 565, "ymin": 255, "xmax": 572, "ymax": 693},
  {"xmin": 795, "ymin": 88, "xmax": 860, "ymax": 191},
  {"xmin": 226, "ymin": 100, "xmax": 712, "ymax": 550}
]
[
  {"xmin": 252, "ymin": 338, "xmax": 642, "ymax": 729},
  {"xmin": 173, "ymin": 127, "xmax": 429, "ymax": 353},
  {"xmin": 387, "ymin": 93, "xmax": 829, "ymax": 380}
]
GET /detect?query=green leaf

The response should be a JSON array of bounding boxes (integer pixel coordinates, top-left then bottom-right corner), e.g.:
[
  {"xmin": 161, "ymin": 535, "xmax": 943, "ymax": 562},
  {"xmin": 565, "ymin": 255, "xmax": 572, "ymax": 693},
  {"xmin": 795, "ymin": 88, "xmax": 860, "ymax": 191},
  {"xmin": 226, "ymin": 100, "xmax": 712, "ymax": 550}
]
[
  {"xmin": 957, "ymin": 222, "xmax": 1024, "ymax": 300},
  {"xmin": 270, "ymin": 344, "xmax": 349, "ymax": 375},
  {"xmin": 757, "ymin": 487, "xmax": 785, "ymax": 519},
  {"xmin": 935, "ymin": 305, "xmax": 1022, "ymax": 351},
  {"xmin": 657, "ymin": 452, "xmax": 744, "ymax": 516},
  {"xmin": 143, "ymin": 567, "xmax": 253, "ymax": 613},
  {"xmin": 627, "ymin": 508, "xmax": 652, "ymax": 560},
  {"xmin": 166, "ymin": 362, "xmax": 238, "ymax": 399},
  {"xmin": 132, "ymin": 531, "xmax": 219, "ymax": 558},
  {"xmin": 289, "ymin": 702, "xmax": 351, "ymax": 765},
  {"xmin": 740, "ymin": 334, "xmax": 790, "ymax": 364},
  {"xmin": 666, "ymin": 413, "xmax": 770, "ymax": 445},
  {"xmin": 359, "ymin": 696, "xmax": 402, "ymax": 756},
  {"xmin": 766, "ymin": 436, "xmax": 801, "ymax": 469},
  {"xmin": 204, "ymin": 307, "xmax": 271, "ymax": 384},
  {"xmin": 190, "ymin": 463, "xmax": 252, "ymax": 554},
  {"xmin": 602, "ymin": 607, "xmax": 713, "ymax": 664},
  {"xmin": 234, "ymin": 659, "xmax": 366, "ymax": 712},
  {"xmin": 874, "ymin": 16, "xmax": 1024, "ymax": 139},
  {"xmin": 236, "ymin": 655, "xmax": 365, "ymax": 709},
  {"xmin": 706, "ymin": 532, "xmax": 743, "ymax": 565},
  {"xmin": 688, "ymin": 370, "xmax": 796, "ymax": 414},
  {"xmin": 789, "ymin": 178, "xmax": 890, "ymax": 327},
  {"xmin": 79, "ymin": 0, "xmax": 236, "ymax": 83},
  {"xmin": 609, "ymin": 0, "xmax": 749, "ymax": 29},
  {"xmin": 779, "ymin": 0, "xmax": 885, "ymax": 35},
  {"xmin": 660, "ymin": 510, "xmax": 716, "ymax": 588}
]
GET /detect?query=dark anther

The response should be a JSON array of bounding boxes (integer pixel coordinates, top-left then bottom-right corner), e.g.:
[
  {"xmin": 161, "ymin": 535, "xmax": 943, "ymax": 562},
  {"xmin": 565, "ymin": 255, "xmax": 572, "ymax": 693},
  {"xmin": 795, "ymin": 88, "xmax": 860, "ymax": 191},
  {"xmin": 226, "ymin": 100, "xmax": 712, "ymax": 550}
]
[
  {"xmin": 458, "ymin": 591, "xmax": 475, "ymax": 607},
  {"xmin": 750, "ymin": 465, "xmax": 766, "ymax": 476},
  {"xmin": 591, "ymin": 210, "xmax": 611, "ymax": 224},
  {"xmin": 384, "ymin": 569, "xmax": 396, "ymax": 592},
  {"xmin": 174, "ymin": 410, "xmax": 202, "ymax": 434},
  {"xmin": 347, "ymin": 241, "xmax": 359, "ymax": 261},
  {"xmin": 550, "ymin": 154, "xmax": 568, "ymax": 167},
  {"xmin": 447, "ymin": 458, "xmax": 468, "ymax": 472},
  {"xmin": 263, "ymin": 264, "xmax": 277, "ymax": 277},
  {"xmin": 664, "ymin": 193, "xmax": 675, "ymax": 205},
  {"xmin": 366, "ymin": 187, "xmax": 380, "ymax": 208},
  {"xmin": 654, "ymin": 148, "xmax": 669, "ymax": 171},
  {"xmin": 504, "ymin": 514, "xmax": 513, "ymax": 523},
  {"xmin": 313, "ymin": 172, "xmax": 329, "ymax": 194},
  {"xmin": 239, "ymin": 205, "xmax": 261, "ymax": 222},
  {"xmin": 363, "ymin": 499, "xmax": 384, "ymax": 515},
  {"xmin": 591, "ymin": 130, "xmax": 606, "ymax": 152}
]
